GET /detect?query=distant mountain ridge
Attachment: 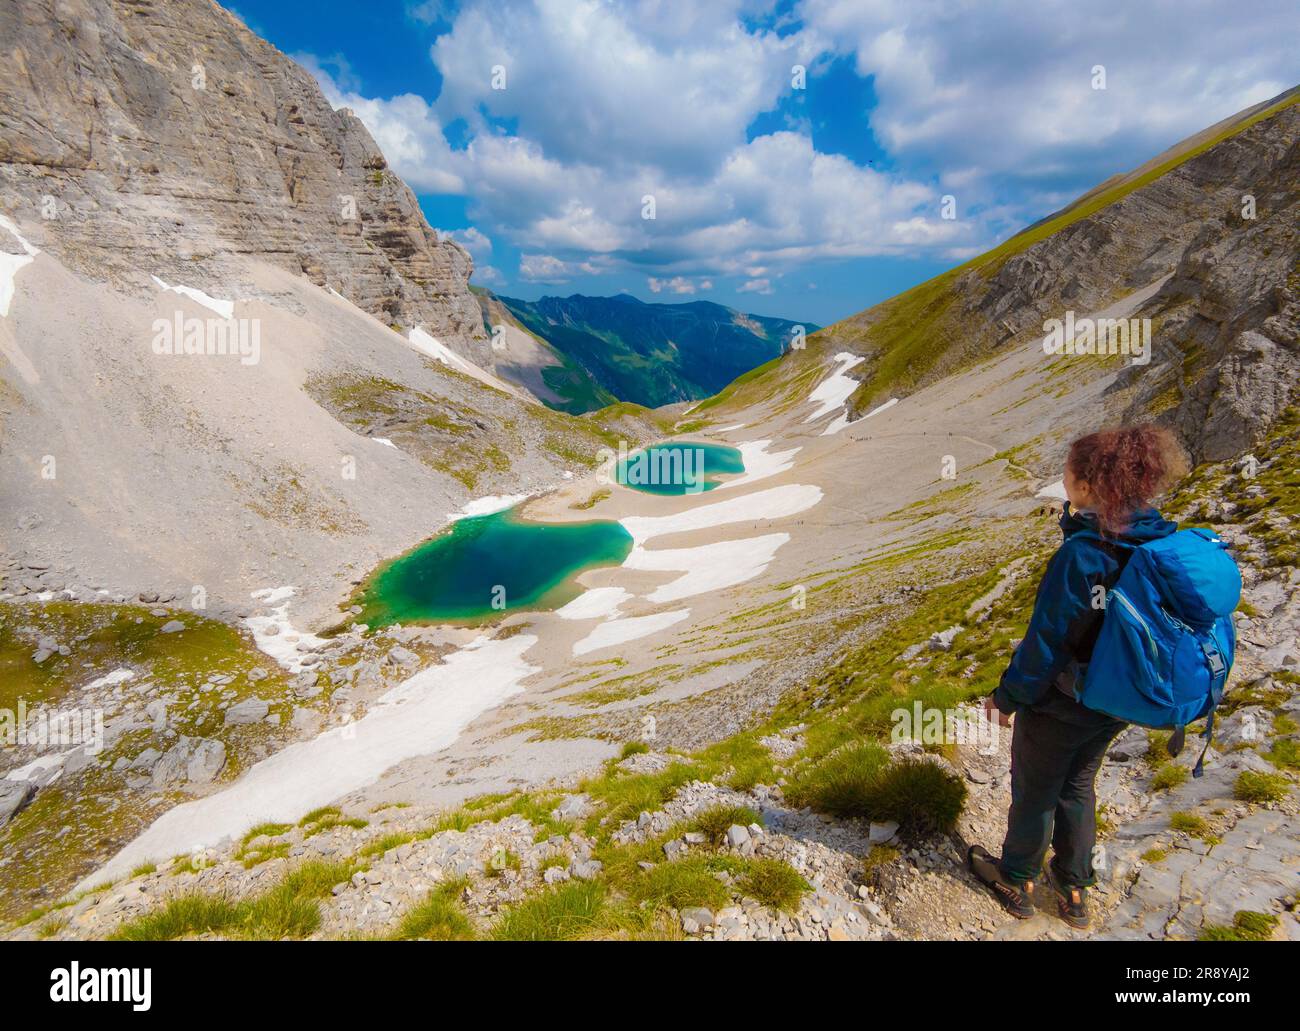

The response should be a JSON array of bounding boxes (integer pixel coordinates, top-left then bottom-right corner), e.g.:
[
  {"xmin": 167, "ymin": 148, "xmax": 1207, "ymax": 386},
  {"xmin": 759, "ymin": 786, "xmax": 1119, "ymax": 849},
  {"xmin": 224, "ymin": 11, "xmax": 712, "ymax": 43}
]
[{"xmin": 487, "ymin": 291, "xmax": 818, "ymax": 412}]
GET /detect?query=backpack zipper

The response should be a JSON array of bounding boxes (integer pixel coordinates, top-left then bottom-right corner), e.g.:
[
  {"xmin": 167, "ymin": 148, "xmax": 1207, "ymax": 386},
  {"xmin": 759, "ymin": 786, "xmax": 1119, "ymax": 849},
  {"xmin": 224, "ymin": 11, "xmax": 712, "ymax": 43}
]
[{"xmin": 1110, "ymin": 588, "xmax": 1158, "ymax": 661}]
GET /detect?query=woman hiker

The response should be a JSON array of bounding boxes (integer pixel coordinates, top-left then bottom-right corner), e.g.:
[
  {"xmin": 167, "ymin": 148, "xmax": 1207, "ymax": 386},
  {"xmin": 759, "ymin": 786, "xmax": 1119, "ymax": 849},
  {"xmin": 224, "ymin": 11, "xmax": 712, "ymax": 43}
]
[{"xmin": 969, "ymin": 424, "xmax": 1189, "ymax": 929}]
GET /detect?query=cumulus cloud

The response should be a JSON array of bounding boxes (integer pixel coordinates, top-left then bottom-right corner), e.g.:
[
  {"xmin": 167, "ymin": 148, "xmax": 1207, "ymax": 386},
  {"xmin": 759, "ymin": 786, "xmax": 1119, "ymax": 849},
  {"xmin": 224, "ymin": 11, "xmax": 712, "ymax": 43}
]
[
  {"xmin": 799, "ymin": 0, "xmax": 1298, "ymax": 202},
  {"xmin": 471, "ymin": 263, "xmax": 506, "ymax": 287},
  {"xmin": 648, "ymin": 276, "xmax": 709, "ymax": 294},
  {"xmin": 518, "ymin": 253, "xmax": 610, "ymax": 282},
  {"xmin": 298, "ymin": 0, "xmax": 1298, "ymax": 290},
  {"xmin": 441, "ymin": 226, "xmax": 493, "ymax": 258},
  {"xmin": 303, "ymin": 57, "xmax": 466, "ymax": 194},
  {"xmin": 429, "ymin": 0, "xmax": 812, "ymax": 176}
]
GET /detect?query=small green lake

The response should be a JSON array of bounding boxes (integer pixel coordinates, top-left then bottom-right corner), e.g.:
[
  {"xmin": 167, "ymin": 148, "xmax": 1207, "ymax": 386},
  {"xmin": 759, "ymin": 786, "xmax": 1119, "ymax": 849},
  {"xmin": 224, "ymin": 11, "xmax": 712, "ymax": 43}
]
[
  {"xmin": 615, "ymin": 442, "xmax": 744, "ymax": 495},
  {"xmin": 357, "ymin": 508, "xmax": 633, "ymax": 625}
]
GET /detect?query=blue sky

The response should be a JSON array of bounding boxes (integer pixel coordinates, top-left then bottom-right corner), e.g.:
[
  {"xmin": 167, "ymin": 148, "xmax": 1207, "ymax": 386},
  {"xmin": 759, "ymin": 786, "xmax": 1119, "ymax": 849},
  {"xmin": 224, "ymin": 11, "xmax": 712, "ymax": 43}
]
[{"xmin": 230, "ymin": 0, "xmax": 1296, "ymax": 326}]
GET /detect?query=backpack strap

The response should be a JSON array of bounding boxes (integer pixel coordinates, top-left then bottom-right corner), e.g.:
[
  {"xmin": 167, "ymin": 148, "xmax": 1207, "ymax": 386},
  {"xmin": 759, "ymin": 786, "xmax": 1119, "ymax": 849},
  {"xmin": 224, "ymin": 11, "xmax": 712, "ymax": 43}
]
[
  {"xmin": 1192, "ymin": 713, "xmax": 1216, "ymax": 779},
  {"xmin": 1166, "ymin": 634, "xmax": 1228, "ymax": 777},
  {"xmin": 1191, "ymin": 636, "xmax": 1229, "ymax": 778}
]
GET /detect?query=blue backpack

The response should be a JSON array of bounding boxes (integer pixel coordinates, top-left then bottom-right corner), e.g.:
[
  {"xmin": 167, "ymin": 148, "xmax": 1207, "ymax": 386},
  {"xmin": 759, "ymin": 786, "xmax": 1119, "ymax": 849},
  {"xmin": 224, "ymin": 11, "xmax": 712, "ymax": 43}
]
[{"xmin": 1079, "ymin": 527, "xmax": 1240, "ymax": 776}]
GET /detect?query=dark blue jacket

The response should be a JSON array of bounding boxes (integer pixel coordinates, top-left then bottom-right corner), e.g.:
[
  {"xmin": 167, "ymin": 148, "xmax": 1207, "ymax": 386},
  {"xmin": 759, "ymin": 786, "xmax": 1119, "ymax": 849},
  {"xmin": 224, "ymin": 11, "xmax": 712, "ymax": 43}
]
[{"xmin": 993, "ymin": 504, "xmax": 1178, "ymax": 714}]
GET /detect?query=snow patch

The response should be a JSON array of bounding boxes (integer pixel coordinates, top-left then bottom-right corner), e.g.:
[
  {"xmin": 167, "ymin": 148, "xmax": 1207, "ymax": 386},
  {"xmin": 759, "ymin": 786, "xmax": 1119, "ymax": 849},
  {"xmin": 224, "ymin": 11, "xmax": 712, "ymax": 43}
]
[
  {"xmin": 447, "ymin": 493, "xmax": 531, "ymax": 522},
  {"xmin": 243, "ymin": 587, "xmax": 331, "ymax": 674},
  {"xmin": 716, "ymin": 439, "xmax": 800, "ymax": 490},
  {"xmin": 621, "ymin": 483, "xmax": 822, "ymax": 546},
  {"xmin": 408, "ymin": 326, "xmax": 527, "ymax": 399},
  {"xmin": 86, "ymin": 668, "xmax": 135, "ymax": 691},
  {"xmin": 150, "ymin": 275, "xmax": 235, "ymax": 319},
  {"xmin": 83, "ymin": 634, "xmax": 539, "ymax": 887},
  {"xmin": 5, "ymin": 751, "xmax": 72, "ymax": 785},
  {"xmin": 372, "ymin": 437, "xmax": 397, "ymax": 449},
  {"xmin": 556, "ymin": 586, "xmax": 631, "ymax": 621},
  {"xmin": 804, "ymin": 352, "xmax": 865, "ymax": 422},
  {"xmin": 573, "ymin": 610, "xmax": 690, "ymax": 656},
  {"xmin": 0, "ymin": 214, "xmax": 39, "ymax": 318},
  {"xmin": 409, "ymin": 326, "xmax": 481, "ymax": 375},
  {"xmin": 624, "ymin": 533, "xmax": 790, "ymax": 603},
  {"xmin": 1036, "ymin": 479, "xmax": 1068, "ymax": 501},
  {"xmin": 822, "ymin": 396, "xmax": 898, "ymax": 436}
]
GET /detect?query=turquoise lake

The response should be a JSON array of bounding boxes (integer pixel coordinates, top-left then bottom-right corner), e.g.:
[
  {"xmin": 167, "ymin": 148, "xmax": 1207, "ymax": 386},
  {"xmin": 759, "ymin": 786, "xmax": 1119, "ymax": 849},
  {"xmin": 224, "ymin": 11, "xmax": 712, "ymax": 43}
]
[
  {"xmin": 358, "ymin": 508, "xmax": 633, "ymax": 625},
  {"xmin": 615, "ymin": 442, "xmax": 744, "ymax": 495}
]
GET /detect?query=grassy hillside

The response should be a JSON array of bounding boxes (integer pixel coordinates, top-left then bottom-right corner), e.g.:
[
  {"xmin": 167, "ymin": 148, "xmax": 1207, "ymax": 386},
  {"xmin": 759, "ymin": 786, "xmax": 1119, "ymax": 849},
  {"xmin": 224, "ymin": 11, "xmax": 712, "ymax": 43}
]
[{"xmin": 697, "ymin": 88, "xmax": 1300, "ymax": 423}]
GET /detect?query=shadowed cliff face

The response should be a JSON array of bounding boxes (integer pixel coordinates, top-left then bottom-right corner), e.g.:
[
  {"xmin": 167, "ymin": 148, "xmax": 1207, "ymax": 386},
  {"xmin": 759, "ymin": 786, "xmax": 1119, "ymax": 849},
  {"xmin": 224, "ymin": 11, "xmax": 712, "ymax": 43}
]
[{"xmin": 0, "ymin": 0, "xmax": 486, "ymax": 361}]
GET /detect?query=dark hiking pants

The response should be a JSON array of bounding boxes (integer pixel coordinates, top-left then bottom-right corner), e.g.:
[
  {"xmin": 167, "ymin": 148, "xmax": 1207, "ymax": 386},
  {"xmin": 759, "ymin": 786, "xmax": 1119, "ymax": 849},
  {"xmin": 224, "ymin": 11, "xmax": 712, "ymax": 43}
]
[{"xmin": 999, "ymin": 690, "xmax": 1124, "ymax": 887}]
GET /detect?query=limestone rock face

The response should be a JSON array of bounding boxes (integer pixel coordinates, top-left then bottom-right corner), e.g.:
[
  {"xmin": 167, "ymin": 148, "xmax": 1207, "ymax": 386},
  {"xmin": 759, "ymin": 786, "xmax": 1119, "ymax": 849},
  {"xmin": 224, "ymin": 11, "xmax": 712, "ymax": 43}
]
[
  {"xmin": 837, "ymin": 95, "xmax": 1300, "ymax": 463},
  {"xmin": 0, "ymin": 0, "xmax": 486, "ymax": 361}
]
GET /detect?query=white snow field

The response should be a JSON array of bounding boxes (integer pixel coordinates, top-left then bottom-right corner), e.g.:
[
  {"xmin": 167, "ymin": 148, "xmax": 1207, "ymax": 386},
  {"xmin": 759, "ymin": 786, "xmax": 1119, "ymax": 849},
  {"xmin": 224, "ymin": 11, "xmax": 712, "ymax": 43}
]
[
  {"xmin": 620, "ymin": 483, "xmax": 823, "ymax": 546},
  {"xmin": 243, "ymin": 587, "xmax": 333, "ymax": 674},
  {"xmin": 83, "ymin": 634, "xmax": 540, "ymax": 887},
  {"xmin": 0, "ymin": 214, "xmax": 39, "ymax": 318},
  {"xmin": 150, "ymin": 274, "xmax": 235, "ymax": 319},
  {"xmin": 804, "ymin": 352, "xmax": 865, "ymax": 422},
  {"xmin": 623, "ymin": 533, "xmax": 791, "ymax": 603},
  {"xmin": 572, "ymin": 609, "xmax": 691, "ymax": 656}
]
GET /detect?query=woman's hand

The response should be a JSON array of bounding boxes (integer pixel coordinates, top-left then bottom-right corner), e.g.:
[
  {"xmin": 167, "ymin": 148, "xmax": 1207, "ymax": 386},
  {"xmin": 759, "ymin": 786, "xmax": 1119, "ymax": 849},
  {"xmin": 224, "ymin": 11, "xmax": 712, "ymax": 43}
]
[{"xmin": 983, "ymin": 694, "xmax": 1012, "ymax": 727}]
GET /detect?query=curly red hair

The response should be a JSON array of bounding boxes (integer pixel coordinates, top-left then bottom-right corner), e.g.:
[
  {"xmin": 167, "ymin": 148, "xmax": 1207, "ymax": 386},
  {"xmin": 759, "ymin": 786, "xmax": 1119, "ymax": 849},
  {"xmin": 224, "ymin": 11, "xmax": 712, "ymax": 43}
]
[{"xmin": 1067, "ymin": 424, "xmax": 1188, "ymax": 534}]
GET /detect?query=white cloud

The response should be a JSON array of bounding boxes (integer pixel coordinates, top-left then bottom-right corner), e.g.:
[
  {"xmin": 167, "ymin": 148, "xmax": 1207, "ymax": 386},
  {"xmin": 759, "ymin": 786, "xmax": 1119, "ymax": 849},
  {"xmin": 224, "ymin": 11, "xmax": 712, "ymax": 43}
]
[
  {"xmin": 518, "ymin": 253, "xmax": 609, "ymax": 282},
  {"xmin": 297, "ymin": 0, "xmax": 1297, "ymax": 292},
  {"xmin": 442, "ymin": 226, "xmax": 493, "ymax": 258},
  {"xmin": 519, "ymin": 254, "xmax": 572, "ymax": 282},
  {"xmin": 471, "ymin": 263, "xmax": 506, "ymax": 286},
  {"xmin": 303, "ymin": 58, "xmax": 465, "ymax": 195},
  {"xmin": 429, "ymin": 0, "xmax": 811, "ymax": 176},
  {"xmin": 644, "ymin": 273, "xmax": 717, "ymax": 293},
  {"xmin": 737, "ymin": 278, "xmax": 772, "ymax": 294},
  {"xmin": 799, "ymin": 0, "xmax": 1298, "ymax": 204}
]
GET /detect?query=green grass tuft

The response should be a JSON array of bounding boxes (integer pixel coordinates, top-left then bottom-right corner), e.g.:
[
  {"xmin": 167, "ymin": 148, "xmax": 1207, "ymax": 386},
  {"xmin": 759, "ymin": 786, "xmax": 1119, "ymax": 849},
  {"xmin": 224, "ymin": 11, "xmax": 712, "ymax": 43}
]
[
  {"xmin": 1151, "ymin": 763, "xmax": 1189, "ymax": 791},
  {"xmin": 787, "ymin": 746, "xmax": 965, "ymax": 839},
  {"xmin": 109, "ymin": 859, "xmax": 354, "ymax": 941},
  {"xmin": 241, "ymin": 822, "xmax": 292, "ymax": 844},
  {"xmin": 629, "ymin": 856, "xmax": 730, "ymax": 913},
  {"xmin": 108, "ymin": 894, "xmax": 243, "ymax": 941},
  {"xmin": 1198, "ymin": 910, "xmax": 1279, "ymax": 942},
  {"xmin": 737, "ymin": 858, "xmax": 809, "ymax": 913},
  {"xmin": 1265, "ymin": 738, "xmax": 1300, "ymax": 771},
  {"xmin": 1233, "ymin": 770, "xmax": 1291, "ymax": 804},
  {"xmin": 491, "ymin": 880, "xmax": 608, "ymax": 941},
  {"xmin": 687, "ymin": 804, "xmax": 761, "ymax": 847},
  {"xmin": 1169, "ymin": 811, "xmax": 1209, "ymax": 836},
  {"xmin": 390, "ymin": 880, "xmax": 475, "ymax": 941},
  {"xmin": 785, "ymin": 741, "xmax": 889, "ymax": 815}
]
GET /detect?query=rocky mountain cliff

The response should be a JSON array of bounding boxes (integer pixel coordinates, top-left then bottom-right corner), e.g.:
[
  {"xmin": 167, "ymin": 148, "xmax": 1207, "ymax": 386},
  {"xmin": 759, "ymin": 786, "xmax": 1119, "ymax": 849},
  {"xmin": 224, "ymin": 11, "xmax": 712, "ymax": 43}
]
[
  {"xmin": 0, "ymin": 0, "xmax": 486, "ymax": 361},
  {"xmin": 826, "ymin": 89, "xmax": 1299, "ymax": 463}
]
